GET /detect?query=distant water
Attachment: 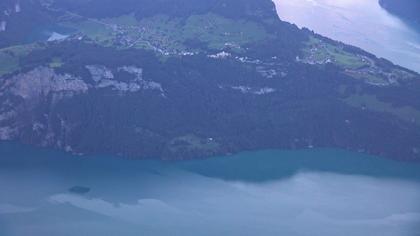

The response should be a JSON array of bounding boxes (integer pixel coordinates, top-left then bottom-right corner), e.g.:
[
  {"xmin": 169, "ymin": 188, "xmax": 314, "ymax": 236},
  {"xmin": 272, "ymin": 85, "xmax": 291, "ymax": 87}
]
[
  {"xmin": 273, "ymin": 0, "xmax": 420, "ymax": 73},
  {"xmin": 25, "ymin": 25, "xmax": 75, "ymax": 44},
  {"xmin": 47, "ymin": 32, "xmax": 69, "ymax": 42},
  {"xmin": 1, "ymin": 142, "xmax": 420, "ymax": 236}
]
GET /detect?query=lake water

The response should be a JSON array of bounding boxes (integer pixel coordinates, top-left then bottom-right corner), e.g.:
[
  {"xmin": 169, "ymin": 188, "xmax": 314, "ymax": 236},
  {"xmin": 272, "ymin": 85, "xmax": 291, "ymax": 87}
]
[
  {"xmin": 1, "ymin": 142, "xmax": 420, "ymax": 236},
  {"xmin": 25, "ymin": 24, "xmax": 75, "ymax": 44},
  {"xmin": 272, "ymin": 0, "xmax": 420, "ymax": 73}
]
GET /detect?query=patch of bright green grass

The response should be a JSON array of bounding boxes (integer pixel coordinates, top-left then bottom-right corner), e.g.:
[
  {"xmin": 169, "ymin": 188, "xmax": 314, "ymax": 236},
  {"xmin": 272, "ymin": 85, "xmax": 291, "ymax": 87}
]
[
  {"xmin": 0, "ymin": 52, "xmax": 18, "ymax": 76},
  {"xmin": 103, "ymin": 13, "xmax": 139, "ymax": 26},
  {"xmin": 169, "ymin": 134, "xmax": 220, "ymax": 153},
  {"xmin": 58, "ymin": 13, "xmax": 270, "ymax": 54},
  {"xmin": 133, "ymin": 15, "xmax": 186, "ymax": 51},
  {"xmin": 303, "ymin": 37, "xmax": 367, "ymax": 69},
  {"xmin": 344, "ymin": 94, "xmax": 420, "ymax": 125},
  {"xmin": 49, "ymin": 57, "xmax": 64, "ymax": 68},
  {"xmin": 0, "ymin": 43, "xmax": 43, "ymax": 76},
  {"xmin": 344, "ymin": 71, "xmax": 388, "ymax": 86},
  {"xmin": 183, "ymin": 13, "xmax": 269, "ymax": 50},
  {"xmin": 61, "ymin": 20, "xmax": 115, "ymax": 46}
]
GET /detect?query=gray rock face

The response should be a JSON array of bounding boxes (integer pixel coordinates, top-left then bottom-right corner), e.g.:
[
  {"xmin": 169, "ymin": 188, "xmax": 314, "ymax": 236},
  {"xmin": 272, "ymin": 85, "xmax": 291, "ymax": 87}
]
[
  {"xmin": 0, "ymin": 126, "xmax": 17, "ymax": 140},
  {"xmin": 119, "ymin": 66, "xmax": 165, "ymax": 95},
  {"xmin": 118, "ymin": 66, "xmax": 143, "ymax": 79},
  {"xmin": 6, "ymin": 67, "xmax": 88, "ymax": 100},
  {"xmin": 0, "ymin": 67, "xmax": 88, "ymax": 141},
  {"xmin": 0, "ymin": 21, "xmax": 6, "ymax": 32},
  {"xmin": 14, "ymin": 2, "xmax": 20, "ymax": 13},
  {"xmin": 224, "ymin": 85, "xmax": 276, "ymax": 95},
  {"xmin": 0, "ymin": 64, "xmax": 165, "ymax": 147},
  {"xmin": 86, "ymin": 65, "xmax": 114, "ymax": 82},
  {"xmin": 86, "ymin": 65, "xmax": 165, "ymax": 95},
  {"xmin": 256, "ymin": 66, "xmax": 278, "ymax": 79}
]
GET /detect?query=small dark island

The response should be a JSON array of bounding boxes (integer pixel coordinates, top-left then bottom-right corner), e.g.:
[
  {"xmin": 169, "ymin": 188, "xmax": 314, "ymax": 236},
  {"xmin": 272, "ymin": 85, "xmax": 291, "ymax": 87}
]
[{"xmin": 68, "ymin": 186, "xmax": 91, "ymax": 195}]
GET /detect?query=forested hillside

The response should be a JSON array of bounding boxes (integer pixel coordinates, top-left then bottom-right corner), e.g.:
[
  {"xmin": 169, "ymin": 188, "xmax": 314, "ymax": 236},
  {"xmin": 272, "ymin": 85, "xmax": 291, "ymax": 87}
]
[{"xmin": 0, "ymin": 0, "xmax": 419, "ymax": 161}]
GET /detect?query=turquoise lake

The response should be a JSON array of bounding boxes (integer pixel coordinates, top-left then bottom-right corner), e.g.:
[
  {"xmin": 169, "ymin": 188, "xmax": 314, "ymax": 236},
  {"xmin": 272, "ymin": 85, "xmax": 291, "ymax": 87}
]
[{"xmin": 1, "ymin": 142, "xmax": 420, "ymax": 236}]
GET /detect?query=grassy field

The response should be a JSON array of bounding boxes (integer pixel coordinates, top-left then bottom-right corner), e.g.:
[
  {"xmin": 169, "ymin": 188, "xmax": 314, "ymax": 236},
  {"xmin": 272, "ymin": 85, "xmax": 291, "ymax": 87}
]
[
  {"xmin": 303, "ymin": 37, "xmax": 367, "ymax": 69},
  {"xmin": 344, "ymin": 94, "xmax": 420, "ymax": 126},
  {"xmin": 58, "ymin": 13, "xmax": 269, "ymax": 54},
  {"xmin": 169, "ymin": 134, "xmax": 220, "ymax": 153},
  {"xmin": 183, "ymin": 13, "xmax": 269, "ymax": 50},
  {"xmin": 49, "ymin": 57, "xmax": 64, "ymax": 68},
  {"xmin": 134, "ymin": 14, "xmax": 186, "ymax": 52},
  {"xmin": 0, "ymin": 44, "xmax": 43, "ymax": 76},
  {"xmin": 103, "ymin": 13, "xmax": 139, "ymax": 26},
  {"xmin": 61, "ymin": 20, "xmax": 115, "ymax": 46},
  {"xmin": 344, "ymin": 71, "xmax": 389, "ymax": 86},
  {"xmin": 0, "ymin": 52, "xmax": 18, "ymax": 77}
]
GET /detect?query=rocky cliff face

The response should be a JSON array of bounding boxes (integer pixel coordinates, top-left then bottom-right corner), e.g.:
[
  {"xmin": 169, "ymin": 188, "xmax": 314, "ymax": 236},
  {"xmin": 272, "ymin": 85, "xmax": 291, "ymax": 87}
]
[
  {"xmin": 85, "ymin": 65, "xmax": 164, "ymax": 95},
  {"xmin": 0, "ymin": 62, "xmax": 170, "ymax": 155},
  {"xmin": 0, "ymin": 67, "xmax": 86, "ymax": 141}
]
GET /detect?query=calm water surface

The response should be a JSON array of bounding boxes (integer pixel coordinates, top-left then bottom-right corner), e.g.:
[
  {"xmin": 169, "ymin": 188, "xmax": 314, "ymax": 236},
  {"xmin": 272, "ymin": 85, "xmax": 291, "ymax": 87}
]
[
  {"xmin": 1, "ymin": 142, "xmax": 420, "ymax": 236},
  {"xmin": 273, "ymin": 0, "xmax": 420, "ymax": 73}
]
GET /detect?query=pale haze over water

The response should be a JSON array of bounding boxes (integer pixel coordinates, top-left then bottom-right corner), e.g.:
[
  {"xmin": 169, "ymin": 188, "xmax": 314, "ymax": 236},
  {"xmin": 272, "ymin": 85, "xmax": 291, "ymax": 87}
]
[
  {"xmin": 1, "ymin": 144, "xmax": 420, "ymax": 236},
  {"xmin": 272, "ymin": 0, "xmax": 420, "ymax": 73}
]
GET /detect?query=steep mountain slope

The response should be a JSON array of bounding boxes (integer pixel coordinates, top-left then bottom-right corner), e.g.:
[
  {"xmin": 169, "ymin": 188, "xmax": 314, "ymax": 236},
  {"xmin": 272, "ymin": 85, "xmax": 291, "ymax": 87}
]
[{"xmin": 0, "ymin": 0, "xmax": 419, "ymax": 160}]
